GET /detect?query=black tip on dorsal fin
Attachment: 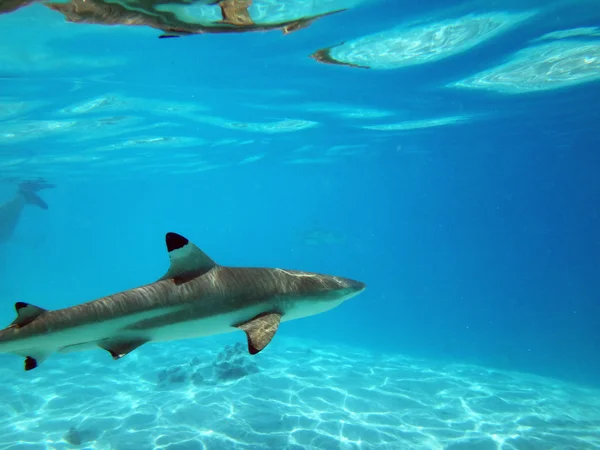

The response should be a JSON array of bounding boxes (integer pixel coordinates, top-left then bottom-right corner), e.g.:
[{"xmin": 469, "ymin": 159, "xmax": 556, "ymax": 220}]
[
  {"xmin": 24, "ymin": 356, "xmax": 38, "ymax": 371},
  {"xmin": 11, "ymin": 302, "xmax": 47, "ymax": 329},
  {"xmin": 166, "ymin": 232, "xmax": 189, "ymax": 252},
  {"xmin": 161, "ymin": 232, "xmax": 217, "ymax": 283}
]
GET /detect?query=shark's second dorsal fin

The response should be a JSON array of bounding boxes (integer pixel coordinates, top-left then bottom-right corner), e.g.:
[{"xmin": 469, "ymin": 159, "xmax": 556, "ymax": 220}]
[
  {"xmin": 161, "ymin": 232, "xmax": 217, "ymax": 283},
  {"xmin": 10, "ymin": 302, "xmax": 47, "ymax": 329}
]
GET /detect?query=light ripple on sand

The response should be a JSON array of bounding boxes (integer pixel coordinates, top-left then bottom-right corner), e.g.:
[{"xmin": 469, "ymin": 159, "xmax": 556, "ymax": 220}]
[{"xmin": 0, "ymin": 336, "xmax": 599, "ymax": 449}]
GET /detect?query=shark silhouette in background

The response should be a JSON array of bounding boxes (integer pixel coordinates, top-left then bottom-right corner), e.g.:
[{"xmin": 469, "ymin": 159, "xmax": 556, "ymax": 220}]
[
  {"xmin": 295, "ymin": 221, "xmax": 347, "ymax": 247},
  {"xmin": 0, "ymin": 179, "xmax": 55, "ymax": 244}
]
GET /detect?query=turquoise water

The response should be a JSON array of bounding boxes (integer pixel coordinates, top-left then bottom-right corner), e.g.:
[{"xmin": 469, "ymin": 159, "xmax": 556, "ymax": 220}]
[{"xmin": 1, "ymin": 0, "xmax": 600, "ymax": 448}]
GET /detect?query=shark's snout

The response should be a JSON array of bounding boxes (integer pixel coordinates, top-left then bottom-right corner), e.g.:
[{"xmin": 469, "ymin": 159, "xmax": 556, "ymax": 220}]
[
  {"xmin": 344, "ymin": 278, "xmax": 366, "ymax": 293},
  {"xmin": 336, "ymin": 276, "xmax": 366, "ymax": 298}
]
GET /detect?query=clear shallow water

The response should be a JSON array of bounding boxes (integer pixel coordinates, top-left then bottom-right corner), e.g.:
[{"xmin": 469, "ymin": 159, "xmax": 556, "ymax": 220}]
[{"xmin": 1, "ymin": 0, "xmax": 600, "ymax": 448}]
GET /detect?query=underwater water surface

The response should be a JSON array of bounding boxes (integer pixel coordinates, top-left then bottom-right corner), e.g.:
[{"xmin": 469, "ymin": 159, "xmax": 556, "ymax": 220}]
[{"xmin": 0, "ymin": 0, "xmax": 599, "ymax": 449}]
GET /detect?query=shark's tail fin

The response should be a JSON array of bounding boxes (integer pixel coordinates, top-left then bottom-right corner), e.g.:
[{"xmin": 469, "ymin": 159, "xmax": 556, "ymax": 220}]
[{"xmin": 18, "ymin": 179, "xmax": 55, "ymax": 210}]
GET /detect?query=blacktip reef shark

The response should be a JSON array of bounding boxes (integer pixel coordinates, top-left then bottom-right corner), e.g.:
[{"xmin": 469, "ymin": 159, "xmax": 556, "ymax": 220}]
[
  {"xmin": 0, "ymin": 232, "xmax": 366, "ymax": 371},
  {"xmin": 0, "ymin": 179, "xmax": 55, "ymax": 243}
]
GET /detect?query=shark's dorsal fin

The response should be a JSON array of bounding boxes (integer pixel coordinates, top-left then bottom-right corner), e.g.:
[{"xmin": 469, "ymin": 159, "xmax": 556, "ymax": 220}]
[
  {"xmin": 235, "ymin": 312, "xmax": 281, "ymax": 355},
  {"xmin": 161, "ymin": 232, "xmax": 217, "ymax": 283},
  {"xmin": 10, "ymin": 302, "xmax": 47, "ymax": 329}
]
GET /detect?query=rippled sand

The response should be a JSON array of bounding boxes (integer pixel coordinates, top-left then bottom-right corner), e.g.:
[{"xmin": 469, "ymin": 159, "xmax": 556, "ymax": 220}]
[{"xmin": 0, "ymin": 336, "xmax": 598, "ymax": 449}]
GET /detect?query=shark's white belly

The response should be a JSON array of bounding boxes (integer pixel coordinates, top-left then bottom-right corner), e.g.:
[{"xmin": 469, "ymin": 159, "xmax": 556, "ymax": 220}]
[
  {"xmin": 149, "ymin": 296, "xmax": 344, "ymax": 342},
  {"xmin": 148, "ymin": 305, "xmax": 268, "ymax": 342},
  {"xmin": 1, "ymin": 296, "xmax": 345, "ymax": 357},
  {"xmin": 2, "ymin": 304, "xmax": 272, "ymax": 355}
]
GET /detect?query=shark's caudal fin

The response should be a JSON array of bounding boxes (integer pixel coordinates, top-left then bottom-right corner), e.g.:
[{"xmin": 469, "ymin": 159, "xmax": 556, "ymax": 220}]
[
  {"xmin": 19, "ymin": 187, "xmax": 48, "ymax": 209},
  {"xmin": 18, "ymin": 179, "xmax": 55, "ymax": 210},
  {"xmin": 160, "ymin": 232, "xmax": 217, "ymax": 283},
  {"xmin": 2, "ymin": 302, "xmax": 50, "ymax": 372},
  {"xmin": 235, "ymin": 312, "xmax": 282, "ymax": 355}
]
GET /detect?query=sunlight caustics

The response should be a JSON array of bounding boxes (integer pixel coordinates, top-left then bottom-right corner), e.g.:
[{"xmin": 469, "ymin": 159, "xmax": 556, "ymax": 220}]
[
  {"xmin": 452, "ymin": 40, "xmax": 600, "ymax": 93},
  {"xmin": 0, "ymin": 88, "xmax": 374, "ymax": 179},
  {"xmin": 58, "ymin": 94, "xmax": 210, "ymax": 118},
  {"xmin": 301, "ymin": 103, "xmax": 395, "ymax": 119},
  {"xmin": 93, "ymin": 136, "xmax": 208, "ymax": 153},
  {"xmin": 193, "ymin": 115, "xmax": 319, "ymax": 133},
  {"xmin": 0, "ymin": 338, "xmax": 598, "ymax": 449},
  {"xmin": 0, "ymin": 99, "xmax": 46, "ymax": 120},
  {"xmin": 362, "ymin": 115, "xmax": 471, "ymax": 131},
  {"xmin": 247, "ymin": 101, "xmax": 396, "ymax": 119},
  {"xmin": 311, "ymin": 11, "xmax": 536, "ymax": 69},
  {"xmin": 0, "ymin": 119, "xmax": 78, "ymax": 143},
  {"xmin": 58, "ymin": 95, "xmax": 125, "ymax": 116},
  {"xmin": 532, "ymin": 26, "xmax": 600, "ymax": 42}
]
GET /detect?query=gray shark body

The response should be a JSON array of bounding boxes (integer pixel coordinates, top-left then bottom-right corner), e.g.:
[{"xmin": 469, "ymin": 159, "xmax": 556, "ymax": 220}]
[
  {"xmin": 0, "ymin": 193, "xmax": 28, "ymax": 243},
  {"xmin": 0, "ymin": 232, "xmax": 365, "ymax": 371}
]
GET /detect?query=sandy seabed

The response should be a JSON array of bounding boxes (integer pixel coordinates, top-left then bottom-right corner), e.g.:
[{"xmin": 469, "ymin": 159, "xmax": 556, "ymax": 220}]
[{"xmin": 0, "ymin": 335, "xmax": 599, "ymax": 450}]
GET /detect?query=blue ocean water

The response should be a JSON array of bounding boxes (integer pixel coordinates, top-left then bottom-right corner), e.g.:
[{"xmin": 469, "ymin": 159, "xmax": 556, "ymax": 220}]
[{"xmin": 1, "ymin": 0, "xmax": 600, "ymax": 448}]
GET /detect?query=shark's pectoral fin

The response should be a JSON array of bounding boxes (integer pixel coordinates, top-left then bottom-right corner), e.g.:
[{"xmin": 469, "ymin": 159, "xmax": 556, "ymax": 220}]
[
  {"xmin": 25, "ymin": 356, "xmax": 38, "ymax": 371},
  {"xmin": 160, "ymin": 232, "xmax": 217, "ymax": 284},
  {"xmin": 235, "ymin": 312, "xmax": 281, "ymax": 355},
  {"xmin": 10, "ymin": 302, "xmax": 47, "ymax": 329},
  {"xmin": 98, "ymin": 338, "xmax": 148, "ymax": 360}
]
